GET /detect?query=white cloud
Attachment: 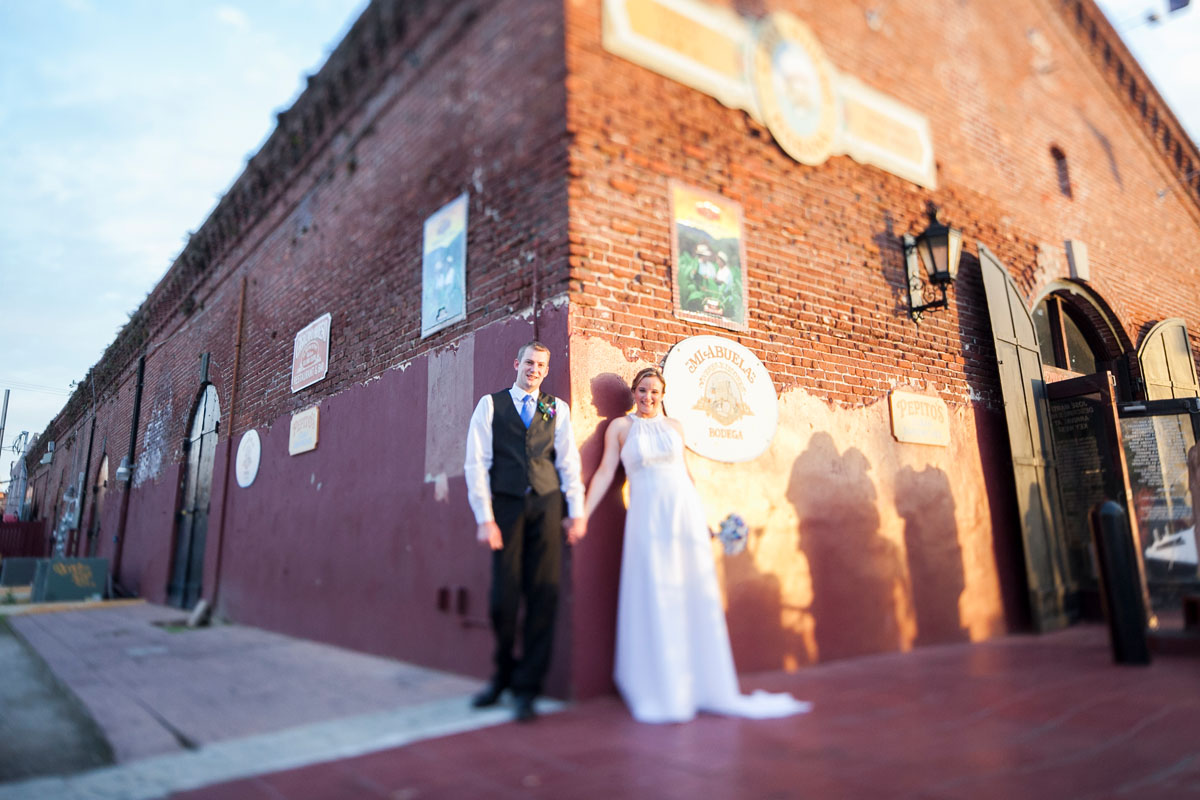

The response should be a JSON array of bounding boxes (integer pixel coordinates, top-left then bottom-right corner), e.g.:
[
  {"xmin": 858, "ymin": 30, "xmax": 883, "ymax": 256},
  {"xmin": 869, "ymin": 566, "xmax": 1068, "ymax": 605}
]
[{"xmin": 216, "ymin": 5, "xmax": 250, "ymax": 31}]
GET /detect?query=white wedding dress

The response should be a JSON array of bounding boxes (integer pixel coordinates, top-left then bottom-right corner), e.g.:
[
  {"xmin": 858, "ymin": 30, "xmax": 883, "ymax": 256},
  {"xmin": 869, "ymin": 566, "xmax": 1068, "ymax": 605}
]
[{"xmin": 615, "ymin": 412, "xmax": 812, "ymax": 723}]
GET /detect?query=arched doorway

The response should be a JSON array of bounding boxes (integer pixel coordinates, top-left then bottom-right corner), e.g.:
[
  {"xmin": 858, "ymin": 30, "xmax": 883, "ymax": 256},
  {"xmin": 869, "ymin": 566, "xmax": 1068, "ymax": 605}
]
[{"xmin": 168, "ymin": 384, "xmax": 220, "ymax": 609}]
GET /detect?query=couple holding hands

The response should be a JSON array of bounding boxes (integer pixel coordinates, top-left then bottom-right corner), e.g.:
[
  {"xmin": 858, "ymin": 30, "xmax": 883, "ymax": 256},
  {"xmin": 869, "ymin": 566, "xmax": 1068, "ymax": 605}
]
[{"xmin": 463, "ymin": 341, "xmax": 810, "ymax": 724}]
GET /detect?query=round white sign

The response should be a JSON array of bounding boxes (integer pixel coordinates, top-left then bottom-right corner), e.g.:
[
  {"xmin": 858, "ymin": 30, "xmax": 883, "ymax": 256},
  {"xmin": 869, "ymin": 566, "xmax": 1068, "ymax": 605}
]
[
  {"xmin": 662, "ymin": 335, "xmax": 779, "ymax": 463},
  {"xmin": 235, "ymin": 429, "xmax": 261, "ymax": 488}
]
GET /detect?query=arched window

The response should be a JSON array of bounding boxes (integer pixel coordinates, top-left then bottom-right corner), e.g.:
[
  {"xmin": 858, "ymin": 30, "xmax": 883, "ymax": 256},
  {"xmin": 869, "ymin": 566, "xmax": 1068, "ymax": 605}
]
[
  {"xmin": 1032, "ymin": 282, "xmax": 1133, "ymax": 398},
  {"xmin": 1138, "ymin": 319, "xmax": 1200, "ymax": 400},
  {"xmin": 1033, "ymin": 295, "xmax": 1098, "ymax": 373}
]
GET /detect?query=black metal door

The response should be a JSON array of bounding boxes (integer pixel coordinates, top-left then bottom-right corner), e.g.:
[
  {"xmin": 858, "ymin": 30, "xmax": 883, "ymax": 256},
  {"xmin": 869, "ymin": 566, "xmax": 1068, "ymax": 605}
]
[{"xmin": 168, "ymin": 385, "xmax": 219, "ymax": 609}]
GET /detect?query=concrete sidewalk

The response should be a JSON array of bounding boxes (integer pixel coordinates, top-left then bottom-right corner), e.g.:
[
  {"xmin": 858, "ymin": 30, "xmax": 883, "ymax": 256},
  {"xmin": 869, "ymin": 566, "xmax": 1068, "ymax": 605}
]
[
  {"xmin": 0, "ymin": 601, "xmax": 531, "ymax": 800},
  {"xmin": 3, "ymin": 601, "xmax": 1199, "ymax": 799},
  {"xmin": 169, "ymin": 626, "xmax": 1200, "ymax": 800}
]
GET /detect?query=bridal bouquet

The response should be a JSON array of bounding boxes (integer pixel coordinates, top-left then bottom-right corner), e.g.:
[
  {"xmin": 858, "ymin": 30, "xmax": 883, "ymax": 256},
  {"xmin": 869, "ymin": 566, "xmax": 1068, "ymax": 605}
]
[{"xmin": 713, "ymin": 513, "xmax": 748, "ymax": 555}]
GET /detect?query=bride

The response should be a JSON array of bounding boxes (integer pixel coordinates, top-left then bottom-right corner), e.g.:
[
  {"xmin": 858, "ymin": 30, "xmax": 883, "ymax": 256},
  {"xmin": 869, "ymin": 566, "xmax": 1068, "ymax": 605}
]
[{"xmin": 582, "ymin": 366, "xmax": 811, "ymax": 723}]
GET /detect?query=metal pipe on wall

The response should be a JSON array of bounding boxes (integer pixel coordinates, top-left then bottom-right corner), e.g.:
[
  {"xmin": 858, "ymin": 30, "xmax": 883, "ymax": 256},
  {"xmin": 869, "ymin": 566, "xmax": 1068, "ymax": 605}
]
[
  {"xmin": 72, "ymin": 374, "xmax": 99, "ymax": 558},
  {"xmin": 74, "ymin": 415, "xmax": 97, "ymax": 558},
  {"xmin": 111, "ymin": 355, "xmax": 145, "ymax": 590},
  {"xmin": 209, "ymin": 276, "xmax": 247, "ymax": 610}
]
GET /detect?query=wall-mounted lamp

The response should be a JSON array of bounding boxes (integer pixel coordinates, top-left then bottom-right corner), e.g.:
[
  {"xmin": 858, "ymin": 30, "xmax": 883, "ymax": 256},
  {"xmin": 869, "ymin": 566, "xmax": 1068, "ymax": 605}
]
[
  {"xmin": 115, "ymin": 456, "xmax": 134, "ymax": 484},
  {"xmin": 902, "ymin": 204, "xmax": 963, "ymax": 321}
]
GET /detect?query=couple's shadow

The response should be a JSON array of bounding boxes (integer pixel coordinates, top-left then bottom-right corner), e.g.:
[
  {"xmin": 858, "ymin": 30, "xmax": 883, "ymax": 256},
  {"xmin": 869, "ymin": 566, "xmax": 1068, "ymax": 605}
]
[
  {"xmin": 573, "ymin": 378, "xmax": 967, "ymax": 678},
  {"xmin": 565, "ymin": 373, "xmax": 632, "ymax": 695}
]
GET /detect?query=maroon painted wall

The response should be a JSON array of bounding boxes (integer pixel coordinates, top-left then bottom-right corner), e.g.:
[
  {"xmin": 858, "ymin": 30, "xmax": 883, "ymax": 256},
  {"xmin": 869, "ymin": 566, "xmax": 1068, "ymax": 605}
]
[{"xmin": 26, "ymin": 0, "xmax": 576, "ymax": 690}]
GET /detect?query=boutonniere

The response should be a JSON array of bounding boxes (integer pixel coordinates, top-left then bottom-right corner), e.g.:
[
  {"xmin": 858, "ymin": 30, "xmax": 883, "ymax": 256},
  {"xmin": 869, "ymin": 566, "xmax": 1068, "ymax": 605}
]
[{"xmin": 537, "ymin": 397, "xmax": 557, "ymax": 422}]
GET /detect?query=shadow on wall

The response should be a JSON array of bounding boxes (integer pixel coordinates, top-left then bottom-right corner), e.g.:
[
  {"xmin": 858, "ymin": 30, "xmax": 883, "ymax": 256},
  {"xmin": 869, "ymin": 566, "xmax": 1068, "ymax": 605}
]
[
  {"xmin": 579, "ymin": 372, "xmax": 633, "ymax": 484},
  {"xmin": 568, "ymin": 372, "xmax": 632, "ymax": 697},
  {"xmin": 724, "ymin": 527, "xmax": 811, "ymax": 672},
  {"xmin": 787, "ymin": 432, "xmax": 905, "ymax": 662},
  {"xmin": 895, "ymin": 465, "xmax": 969, "ymax": 645}
]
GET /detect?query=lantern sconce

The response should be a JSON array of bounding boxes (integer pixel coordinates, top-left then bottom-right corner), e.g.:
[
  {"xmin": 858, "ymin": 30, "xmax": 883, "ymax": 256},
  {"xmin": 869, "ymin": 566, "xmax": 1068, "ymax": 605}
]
[{"xmin": 902, "ymin": 204, "xmax": 963, "ymax": 322}]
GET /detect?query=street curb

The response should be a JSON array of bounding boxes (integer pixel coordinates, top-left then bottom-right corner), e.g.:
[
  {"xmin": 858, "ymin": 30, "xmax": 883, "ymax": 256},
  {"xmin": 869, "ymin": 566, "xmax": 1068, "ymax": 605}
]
[{"xmin": 0, "ymin": 695, "xmax": 564, "ymax": 800}]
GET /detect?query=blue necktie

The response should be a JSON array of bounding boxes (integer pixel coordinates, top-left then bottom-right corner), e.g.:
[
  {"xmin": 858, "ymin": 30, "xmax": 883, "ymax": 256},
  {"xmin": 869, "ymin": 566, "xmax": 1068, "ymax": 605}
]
[{"xmin": 520, "ymin": 394, "xmax": 535, "ymax": 428}]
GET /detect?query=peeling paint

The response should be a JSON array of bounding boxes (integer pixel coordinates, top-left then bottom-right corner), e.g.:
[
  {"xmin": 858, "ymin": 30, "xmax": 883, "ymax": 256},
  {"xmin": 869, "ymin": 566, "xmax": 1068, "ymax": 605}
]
[
  {"xmin": 424, "ymin": 337, "xmax": 473, "ymax": 480},
  {"xmin": 133, "ymin": 381, "xmax": 174, "ymax": 488}
]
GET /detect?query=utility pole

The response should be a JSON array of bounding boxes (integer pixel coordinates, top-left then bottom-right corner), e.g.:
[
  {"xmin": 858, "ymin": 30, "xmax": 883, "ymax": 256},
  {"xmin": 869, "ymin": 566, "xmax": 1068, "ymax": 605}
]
[{"xmin": 0, "ymin": 388, "xmax": 9, "ymax": 458}]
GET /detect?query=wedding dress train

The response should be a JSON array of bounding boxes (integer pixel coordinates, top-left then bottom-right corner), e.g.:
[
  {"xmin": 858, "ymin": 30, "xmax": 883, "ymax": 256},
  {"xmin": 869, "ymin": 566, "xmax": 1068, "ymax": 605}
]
[{"xmin": 614, "ymin": 413, "xmax": 812, "ymax": 723}]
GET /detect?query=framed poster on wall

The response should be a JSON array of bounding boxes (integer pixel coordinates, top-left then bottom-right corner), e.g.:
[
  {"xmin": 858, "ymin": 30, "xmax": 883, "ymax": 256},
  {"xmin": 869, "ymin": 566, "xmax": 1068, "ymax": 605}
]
[
  {"xmin": 421, "ymin": 192, "xmax": 468, "ymax": 338},
  {"xmin": 669, "ymin": 182, "xmax": 748, "ymax": 331}
]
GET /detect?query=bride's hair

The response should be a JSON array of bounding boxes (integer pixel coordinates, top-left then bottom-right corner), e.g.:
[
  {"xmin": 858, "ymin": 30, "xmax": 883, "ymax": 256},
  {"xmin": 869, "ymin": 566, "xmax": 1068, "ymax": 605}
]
[{"xmin": 630, "ymin": 366, "xmax": 666, "ymax": 393}]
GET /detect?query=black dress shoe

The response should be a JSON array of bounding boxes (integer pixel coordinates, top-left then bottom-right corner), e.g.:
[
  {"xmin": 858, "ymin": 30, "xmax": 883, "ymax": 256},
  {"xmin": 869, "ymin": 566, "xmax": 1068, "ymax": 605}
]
[
  {"xmin": 471, "ymin": 683, "xmax": 506, "ymax": 708},
  {"xmin": 514, "ymin": 694, "xmax": 538, "ymax": 723}
]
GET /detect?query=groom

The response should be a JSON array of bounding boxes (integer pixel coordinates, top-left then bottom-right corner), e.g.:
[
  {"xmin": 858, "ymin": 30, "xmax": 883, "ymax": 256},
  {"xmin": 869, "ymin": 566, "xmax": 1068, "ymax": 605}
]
[{"xmin": 463, "ymin": 340, "xmax": 586, "ymax": 722}]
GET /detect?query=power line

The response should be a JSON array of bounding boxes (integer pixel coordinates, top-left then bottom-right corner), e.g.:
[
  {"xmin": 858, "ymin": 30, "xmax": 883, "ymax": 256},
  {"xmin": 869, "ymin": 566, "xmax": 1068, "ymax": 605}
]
[{"xmin": 0, "ymin": 379, "xmax": 72, "ymax": 397}]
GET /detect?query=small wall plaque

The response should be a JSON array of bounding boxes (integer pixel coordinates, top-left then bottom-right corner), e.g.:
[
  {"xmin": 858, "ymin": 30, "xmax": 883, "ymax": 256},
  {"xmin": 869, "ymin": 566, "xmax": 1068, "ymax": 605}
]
[
  {"xmin": 289, "ymin": 407, "xmax": 319, "ymax": 456},
  {"xmin": 889, "ymin": 391, "xmax": 950, "ymax": 446}
]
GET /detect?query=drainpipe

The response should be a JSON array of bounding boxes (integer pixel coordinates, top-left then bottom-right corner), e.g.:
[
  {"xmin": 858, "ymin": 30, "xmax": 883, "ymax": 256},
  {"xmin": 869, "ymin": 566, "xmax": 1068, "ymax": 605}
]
[
  {"xmin": 209, "ymin": 276, "xmax": 247, "ymax": 610},
  {"xmin": 74, "ymin": 374, "xmax": 98, "ymax": 558},
  {"xmin": 74, "ymin": 416, "xmax": 97, "ymax": 558},
  {"xmin": 112, "ymin": 355, "xmax": 145, "ymax": 591}
]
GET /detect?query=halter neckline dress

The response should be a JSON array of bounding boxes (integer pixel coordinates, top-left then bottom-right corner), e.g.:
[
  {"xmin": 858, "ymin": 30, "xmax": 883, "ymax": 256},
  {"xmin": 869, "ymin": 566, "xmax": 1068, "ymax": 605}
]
[{"xmin": 614, "ymin": 412, "xmax": 811, "ymax": 723}]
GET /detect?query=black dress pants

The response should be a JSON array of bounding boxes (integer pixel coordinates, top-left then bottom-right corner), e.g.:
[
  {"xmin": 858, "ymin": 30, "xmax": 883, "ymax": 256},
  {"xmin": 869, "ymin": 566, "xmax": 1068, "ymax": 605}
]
[{"xmin": 489, "ymin": 490, "xmax": 564, "ymax": 697}]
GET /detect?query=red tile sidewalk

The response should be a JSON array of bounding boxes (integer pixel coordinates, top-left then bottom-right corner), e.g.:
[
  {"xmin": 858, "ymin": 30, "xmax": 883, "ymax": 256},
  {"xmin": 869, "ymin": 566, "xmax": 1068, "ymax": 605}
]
[{"xmin": 170, "ymin": 625, "xmax": 1200, "ymax": 800}]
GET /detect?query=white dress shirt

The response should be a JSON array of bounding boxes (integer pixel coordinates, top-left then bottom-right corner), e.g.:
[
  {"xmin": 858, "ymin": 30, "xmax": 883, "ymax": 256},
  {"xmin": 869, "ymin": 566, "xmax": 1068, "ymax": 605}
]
[{"xmin": 464, "ymin": 384, "xmax": 586, "ymax": 525}]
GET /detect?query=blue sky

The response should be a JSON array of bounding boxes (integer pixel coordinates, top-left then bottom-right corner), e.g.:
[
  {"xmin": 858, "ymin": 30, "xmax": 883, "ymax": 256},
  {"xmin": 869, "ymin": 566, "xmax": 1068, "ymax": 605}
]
[
  {"xmin": 0, "ymin": 0, "xmax": 366, "ymax": 488},
  {"xmin": 0, "ymin": 0, "xmax": 1197, "ymax": 491},
  {"xmin": 1096, "ymin": 0, "xmax": 1200, "ymax": 138}
]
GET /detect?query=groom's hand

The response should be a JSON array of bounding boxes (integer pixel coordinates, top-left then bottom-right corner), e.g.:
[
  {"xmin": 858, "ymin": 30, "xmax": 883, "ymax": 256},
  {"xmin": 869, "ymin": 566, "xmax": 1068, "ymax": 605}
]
[
  {"xmin": 564, "ymin": 516, "xmax": 586, "ymax": 545},
  {"xmin": 477, "ymin": 522, "xmax": 503, "ymax": 550}
]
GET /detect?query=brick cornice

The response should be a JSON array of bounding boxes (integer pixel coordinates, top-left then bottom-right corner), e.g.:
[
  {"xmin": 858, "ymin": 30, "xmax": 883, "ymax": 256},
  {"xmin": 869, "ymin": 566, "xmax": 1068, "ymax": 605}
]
[{"xmin": 1053, "ymin": 0, "xmax": 1200, "ymax": 211}]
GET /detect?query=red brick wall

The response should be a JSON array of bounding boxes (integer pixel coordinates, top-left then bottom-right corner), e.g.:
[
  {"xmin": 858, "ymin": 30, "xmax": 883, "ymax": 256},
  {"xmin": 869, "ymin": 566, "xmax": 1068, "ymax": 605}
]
[
  {"xmin": 562, "ymin": 0, "xmax": 1200, "ymax": 682},
  {"xmin": 565, "ymin": 0, "xmax": 1200, "ymax": 400}
]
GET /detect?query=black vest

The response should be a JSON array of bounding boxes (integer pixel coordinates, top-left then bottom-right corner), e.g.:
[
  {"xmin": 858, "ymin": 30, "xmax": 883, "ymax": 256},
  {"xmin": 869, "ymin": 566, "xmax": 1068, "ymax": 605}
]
[{"xmin": 489, "ymin": 390, "xmax": 561, "ymax": 498}]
